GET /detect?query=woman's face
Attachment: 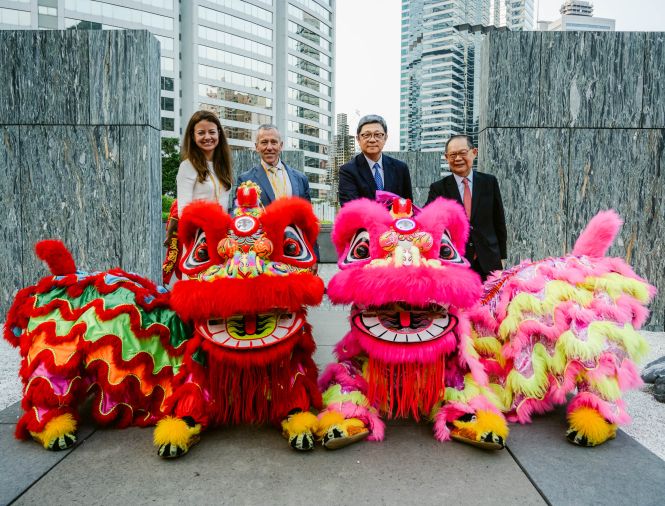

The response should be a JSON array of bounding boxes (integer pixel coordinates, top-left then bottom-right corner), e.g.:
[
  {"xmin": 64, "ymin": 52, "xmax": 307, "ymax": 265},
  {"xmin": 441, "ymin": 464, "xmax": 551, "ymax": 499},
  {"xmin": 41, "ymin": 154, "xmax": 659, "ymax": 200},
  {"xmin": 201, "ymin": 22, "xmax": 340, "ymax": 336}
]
[{"xmin": 193, "ymin": 120, "xmax": 220, "ymax": 159}]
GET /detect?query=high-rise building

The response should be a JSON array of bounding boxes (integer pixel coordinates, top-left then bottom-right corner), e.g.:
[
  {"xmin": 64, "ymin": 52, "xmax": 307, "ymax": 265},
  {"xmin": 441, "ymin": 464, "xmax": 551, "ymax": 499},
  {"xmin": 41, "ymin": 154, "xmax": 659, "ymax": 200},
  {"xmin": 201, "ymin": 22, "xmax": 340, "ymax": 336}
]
[
  {"xmin": 1, "ymin": 0, "xmax": 335, "ymax": 198},
  {"xmin": 538, "ymin": 1, "xmax": 615, "ymax": 31},
  {"xmin": 327, "ymin": 113, "xmax": 356, "ymax": 206},
  {"xmin": 400, "ymin": 0, "xmax": 533, "ymax": 164}
]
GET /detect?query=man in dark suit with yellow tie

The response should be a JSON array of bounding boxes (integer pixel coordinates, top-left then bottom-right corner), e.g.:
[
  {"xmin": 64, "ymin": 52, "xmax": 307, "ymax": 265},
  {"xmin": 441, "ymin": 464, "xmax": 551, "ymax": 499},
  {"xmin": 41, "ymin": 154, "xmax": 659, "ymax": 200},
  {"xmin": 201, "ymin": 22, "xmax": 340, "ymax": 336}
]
[
  {"xmin": 338, "ymin": 115, "xmax": 413, "ymax": 206},
  {"xmin": 426, "ymin": 134, "xmax": 507, "ymax": 281}
]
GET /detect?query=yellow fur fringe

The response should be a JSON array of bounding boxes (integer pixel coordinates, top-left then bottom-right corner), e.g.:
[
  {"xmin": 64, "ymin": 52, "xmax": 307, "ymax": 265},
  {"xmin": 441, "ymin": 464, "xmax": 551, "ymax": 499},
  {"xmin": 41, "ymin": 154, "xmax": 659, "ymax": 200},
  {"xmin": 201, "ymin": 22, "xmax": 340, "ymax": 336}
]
[
  {"xmin": 30, "ymin": 413, "xmax": 77, "ymax": 448},
  {"xmin": 153, "ymin": 416, "xmax": 201, "ymax": 448},
  {"xmin": 567, "ymin": 407, "xmax": 616, "ymax": 445},
  {"xmin": 281, "ymin": 411, "xmax": 319, "ymax": 437}
]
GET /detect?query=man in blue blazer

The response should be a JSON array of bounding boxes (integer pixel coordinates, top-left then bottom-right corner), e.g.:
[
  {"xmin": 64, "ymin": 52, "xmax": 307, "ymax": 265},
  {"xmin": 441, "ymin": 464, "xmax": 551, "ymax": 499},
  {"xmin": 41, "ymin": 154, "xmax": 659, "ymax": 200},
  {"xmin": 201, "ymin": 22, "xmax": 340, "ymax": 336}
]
[
  {"xmin": 338, "ymin": 114, "xmax": 413, "ymax": 206},
  {"xmin": 236, "ymin": 124, "xmax": 319, "ymax": 265}
]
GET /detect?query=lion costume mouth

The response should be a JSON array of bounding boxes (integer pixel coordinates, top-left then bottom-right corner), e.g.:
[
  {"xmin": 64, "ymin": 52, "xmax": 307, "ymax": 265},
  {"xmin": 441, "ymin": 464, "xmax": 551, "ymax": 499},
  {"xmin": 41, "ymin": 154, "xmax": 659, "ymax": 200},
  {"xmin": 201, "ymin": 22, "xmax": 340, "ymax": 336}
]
[
  {"xmin": 198, "ymin": 312, "xmax": 305, "ymax": 349},
  {"xmin": 352, "ymin": 303, "xmax": 457, "ymax": 343}
]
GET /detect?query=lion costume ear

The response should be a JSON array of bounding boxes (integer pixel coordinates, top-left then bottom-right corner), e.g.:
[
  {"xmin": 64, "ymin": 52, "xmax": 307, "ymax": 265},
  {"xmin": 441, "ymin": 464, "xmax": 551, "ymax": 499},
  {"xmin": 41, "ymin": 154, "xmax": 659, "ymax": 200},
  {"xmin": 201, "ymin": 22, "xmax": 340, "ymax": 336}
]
[
  {"xmin": 331, "ymin": 199, "xmax": 393, "ymax": 265},
  {"xmin": 178, "ymin": 201, "xmax": 233, "ymax": 272},
  {"xmin": 417, "ymin": 198, "xmax": 470, "ymax": 258}
]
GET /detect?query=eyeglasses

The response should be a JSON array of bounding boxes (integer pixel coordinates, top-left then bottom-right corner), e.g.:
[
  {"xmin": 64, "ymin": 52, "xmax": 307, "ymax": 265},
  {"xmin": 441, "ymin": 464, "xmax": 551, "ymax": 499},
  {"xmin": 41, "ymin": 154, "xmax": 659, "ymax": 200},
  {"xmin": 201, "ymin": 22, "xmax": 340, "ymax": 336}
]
[
  {"xmin": 359, "ymin": 132, "xmax": 386, "ymax": 140},
  {"xmin": 446, "ymin": 150, "xmax": 471, "ymax": 159},
  {"xmin": 195, "ymin": 129, "xmax": 219, "ymax": 137}
]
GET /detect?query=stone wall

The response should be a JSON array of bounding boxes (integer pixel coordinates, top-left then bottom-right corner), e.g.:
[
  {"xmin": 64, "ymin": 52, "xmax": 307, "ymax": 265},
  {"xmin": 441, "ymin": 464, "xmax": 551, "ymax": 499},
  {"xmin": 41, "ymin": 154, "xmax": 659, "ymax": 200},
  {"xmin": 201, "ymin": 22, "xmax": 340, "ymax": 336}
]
[
  {"xmin": 384, "ymin": 151, "xmax": 444, "ymax": 207},
  {"xmin": 478, "ymin": 31, "xmax": 665, "ymax": 329},
  {"xmin": 0, "ymin": 30, "xmax": 161, "ymax": 315}
]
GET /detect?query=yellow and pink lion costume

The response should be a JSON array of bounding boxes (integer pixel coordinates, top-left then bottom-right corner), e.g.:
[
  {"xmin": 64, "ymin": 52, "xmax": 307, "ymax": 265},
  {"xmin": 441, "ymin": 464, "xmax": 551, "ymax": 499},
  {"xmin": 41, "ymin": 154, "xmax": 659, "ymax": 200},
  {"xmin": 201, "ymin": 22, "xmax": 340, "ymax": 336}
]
[{"xmin": 316, "ymin": 196, "xmax": 654, "ymax": 450}]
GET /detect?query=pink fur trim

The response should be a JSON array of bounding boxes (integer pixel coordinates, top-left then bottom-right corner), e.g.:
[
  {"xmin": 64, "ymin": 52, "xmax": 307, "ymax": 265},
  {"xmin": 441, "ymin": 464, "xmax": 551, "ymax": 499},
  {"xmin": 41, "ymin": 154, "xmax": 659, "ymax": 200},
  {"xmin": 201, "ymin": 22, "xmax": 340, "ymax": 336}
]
[
  {"xmin": 318, "ymin": 361, "xmax": 368, "ymax": 393},
  {"xmin": 572, "ymin": 210, "xmax": 622, "ymax": 257},
  {"xmin": 414, "ymin": 198, "xmax": 470, "ymax": 256},
  {"xmin": 567, "ymin": 391, "xmax": 631, "ymax": 425},
  {"xmin": 327, "ymin": 263, "xmax": 482, "ymax": 308}
]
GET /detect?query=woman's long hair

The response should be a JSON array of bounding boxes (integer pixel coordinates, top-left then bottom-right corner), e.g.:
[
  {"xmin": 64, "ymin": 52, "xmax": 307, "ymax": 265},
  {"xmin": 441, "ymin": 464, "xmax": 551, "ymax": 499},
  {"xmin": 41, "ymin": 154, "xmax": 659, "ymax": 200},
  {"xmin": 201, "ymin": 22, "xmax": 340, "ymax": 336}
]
[{"xmin": 181, "ymin": 110, "xmax": 233, "ymax": 190}]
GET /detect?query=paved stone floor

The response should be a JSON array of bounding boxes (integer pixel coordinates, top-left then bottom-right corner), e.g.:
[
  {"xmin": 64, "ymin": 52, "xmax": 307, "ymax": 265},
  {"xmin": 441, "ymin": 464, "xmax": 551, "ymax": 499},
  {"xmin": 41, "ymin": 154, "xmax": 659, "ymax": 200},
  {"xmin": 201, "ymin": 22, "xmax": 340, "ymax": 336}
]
[{"xmin": 1, "ymin": 264, "xmax": 663, "ymax": 505}]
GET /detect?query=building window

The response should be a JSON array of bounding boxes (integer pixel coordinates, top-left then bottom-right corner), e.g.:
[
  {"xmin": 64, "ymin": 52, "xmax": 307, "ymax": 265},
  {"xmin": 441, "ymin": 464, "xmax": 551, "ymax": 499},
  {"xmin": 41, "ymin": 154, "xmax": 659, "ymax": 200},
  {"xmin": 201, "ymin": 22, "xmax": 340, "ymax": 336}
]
[
  {"xmin": 161, "ymin": 97, "xmax": 174, "ymax": 112},
  {"xmin": 0, "ymin": 8, "xmax": 31, "ymax": 26},
  {"xmin": 198, "ymin": 26, "xmax": 272, "ymax": 58},
  {"xmin": 199, "ymin": 64, "xmax": 272, "ymax": 93},
  {"xmin": 199, "ymin": 103, "xmax": 271, "ymax": 126},
  {"xmin": 198, "ymin": 6, "xmax": 272, "ymax": 41},
  {"xmin": 161, "ymin": 77, "xmax": 174, "ymax": 92},
  {"xmin": 199, "ymin": 84, "xmax": 272, "ymax": 109},
  {"xmin": 161, "ymin": 117, "xmax": 175, "ymax": 131},
  {"xmin": 198, "ymin": 45, "xmax": 272, "ymax": 76}
]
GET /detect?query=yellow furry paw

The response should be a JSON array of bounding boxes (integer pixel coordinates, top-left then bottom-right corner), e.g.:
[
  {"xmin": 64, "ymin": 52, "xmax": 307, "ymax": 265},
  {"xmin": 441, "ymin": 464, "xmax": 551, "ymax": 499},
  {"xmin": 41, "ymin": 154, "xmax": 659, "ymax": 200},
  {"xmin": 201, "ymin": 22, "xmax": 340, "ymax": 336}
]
[
  {"xmin": 450, "ymin": 410, "xmax": 508, "ymax": 450},
  {"xmin": 322, "ymin": 418, "xmax": 369, "ymax": 450},
  {"xmin": 30, "ymin": 413, "xmax": 78, "ymax": 451},
  {"xmin": 154, "ymin": 416, "xmax": 202, "ymax": 459},
  {"xmin": 281, "ymin": 410, "xmax": 318, "ymax": 451},
  {"xmin": 566, "ymin": 407, "xmax": 617, "ymax": 447}
]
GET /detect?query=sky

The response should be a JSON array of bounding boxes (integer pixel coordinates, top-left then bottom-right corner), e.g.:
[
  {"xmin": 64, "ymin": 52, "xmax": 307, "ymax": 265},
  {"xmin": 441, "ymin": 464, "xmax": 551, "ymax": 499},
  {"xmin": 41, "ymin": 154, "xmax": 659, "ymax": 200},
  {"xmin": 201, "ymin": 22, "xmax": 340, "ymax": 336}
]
[{"xmin": 334, "ymin": 0, "xmax": 665, "ymax": 151}]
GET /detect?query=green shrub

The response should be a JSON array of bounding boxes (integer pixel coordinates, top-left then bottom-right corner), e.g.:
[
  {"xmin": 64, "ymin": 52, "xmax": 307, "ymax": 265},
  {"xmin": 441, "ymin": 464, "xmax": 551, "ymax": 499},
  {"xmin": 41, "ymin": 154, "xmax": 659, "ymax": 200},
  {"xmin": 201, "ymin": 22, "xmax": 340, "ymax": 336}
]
[{"xmin": 162, "ymin": 194, "xmax": 175, "ymax": 222}]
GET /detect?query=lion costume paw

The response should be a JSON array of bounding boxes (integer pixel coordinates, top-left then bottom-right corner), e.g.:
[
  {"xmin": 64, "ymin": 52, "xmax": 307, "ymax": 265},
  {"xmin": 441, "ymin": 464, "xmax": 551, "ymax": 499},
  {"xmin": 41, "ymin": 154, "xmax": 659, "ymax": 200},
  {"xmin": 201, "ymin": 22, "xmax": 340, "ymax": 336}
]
[
  {"xmin": 316, "ymin": 411, "xmax": 369, "ymax": 450},
  {"xmin": 30, "ymin": 413, "xmax": 78, "ymax": 451},
  {"xmin": 566, "ymin": 407, "xmax": 617, "ymax": 447},
  {"xmin": 281, "ymin": 410, "xmax": 319, "ymax": 451},
  {"xmin": 154, "ymin": 416, "xmax": 202, "ymax": 459},
  {"xmin": 450, "ymin": 410, "xmax": 508, "ymax": 450}
]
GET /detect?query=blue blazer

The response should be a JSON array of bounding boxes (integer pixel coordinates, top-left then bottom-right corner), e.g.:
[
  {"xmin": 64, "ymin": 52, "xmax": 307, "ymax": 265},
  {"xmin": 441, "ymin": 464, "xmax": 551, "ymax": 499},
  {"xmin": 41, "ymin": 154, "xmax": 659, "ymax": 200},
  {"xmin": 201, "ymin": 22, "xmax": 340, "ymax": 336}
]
[
  {"xmin": 235, "ymin": 162, "xmax": 319, "ymax": 260},
  {"xmin": 236, "ymin": 163, "xmax": 311, "ymax": 207},
  {"xmin": 338, "ymin": 153, "xmax": 413, "ymax": 206}
]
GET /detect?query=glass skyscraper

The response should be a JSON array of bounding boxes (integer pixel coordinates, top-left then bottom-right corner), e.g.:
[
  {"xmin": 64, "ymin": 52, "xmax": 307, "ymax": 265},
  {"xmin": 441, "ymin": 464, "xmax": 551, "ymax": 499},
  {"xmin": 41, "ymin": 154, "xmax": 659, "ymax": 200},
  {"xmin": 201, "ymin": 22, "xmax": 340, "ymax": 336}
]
[
  {"xmin": 400, "ymin": 0, "xmax": 533, "ymax": 164},
  {"xmin": 1, "ymin": 0, "xmax": 335, "ymax": 198}
]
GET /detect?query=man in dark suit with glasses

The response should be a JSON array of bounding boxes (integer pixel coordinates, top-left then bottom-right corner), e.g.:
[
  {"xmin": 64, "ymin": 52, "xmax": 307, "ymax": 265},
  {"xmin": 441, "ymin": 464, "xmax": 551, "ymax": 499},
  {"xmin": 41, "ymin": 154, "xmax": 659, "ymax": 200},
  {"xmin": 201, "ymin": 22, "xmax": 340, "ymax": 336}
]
[
  {"xmin": 338, "ymin": 114, "xmax": 413, "ymax": 206},
  {"xmin": 426, "ymin": 134, "xmax": 507, "ymax": 281}
]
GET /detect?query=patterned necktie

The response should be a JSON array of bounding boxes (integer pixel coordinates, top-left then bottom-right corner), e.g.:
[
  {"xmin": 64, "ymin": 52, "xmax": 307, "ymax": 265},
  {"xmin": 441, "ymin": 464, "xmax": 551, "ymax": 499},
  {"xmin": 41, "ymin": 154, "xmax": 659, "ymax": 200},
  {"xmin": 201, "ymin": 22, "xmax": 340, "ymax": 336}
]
[
  {"xmin": 373, "ymin": 162, "xmax": 384, "ymax": 191},
  {"xmin": 462, "ymin": 177, "xmax": 472, "ymax": 218}
]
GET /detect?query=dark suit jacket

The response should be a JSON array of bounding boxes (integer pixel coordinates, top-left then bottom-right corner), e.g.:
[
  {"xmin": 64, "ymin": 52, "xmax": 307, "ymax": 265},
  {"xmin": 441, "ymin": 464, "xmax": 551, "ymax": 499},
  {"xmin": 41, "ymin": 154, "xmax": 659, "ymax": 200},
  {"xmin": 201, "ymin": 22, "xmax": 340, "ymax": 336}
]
[
  {"xmin": 338, "ymin": 153, "xmax": 413, "ymax": 206},
  {"xmin": 426, "ymin": 171, "xmax": 507, "ymax": 274},
  {"xmin": 235, "ymin": 162, "xmax": 319, "ymax": 260}
]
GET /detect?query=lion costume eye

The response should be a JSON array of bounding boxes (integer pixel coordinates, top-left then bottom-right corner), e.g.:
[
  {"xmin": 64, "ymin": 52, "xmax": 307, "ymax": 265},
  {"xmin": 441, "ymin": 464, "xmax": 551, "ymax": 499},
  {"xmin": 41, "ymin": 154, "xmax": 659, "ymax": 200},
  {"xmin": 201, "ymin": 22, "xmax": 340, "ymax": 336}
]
[
  {"xmin": 344, "ymin": 229, "xmax": 370, "ymax": 264},
  {"xmin": 439, "ymin": 232, "xmax": 465, "ymax": 264},
  {"xmin": 182, "ymin": 229, "xmax": 211, "ymax": 272},
  {"xmin": 283, "ymin": 225, "xmax": 313, "ymax": 262}
]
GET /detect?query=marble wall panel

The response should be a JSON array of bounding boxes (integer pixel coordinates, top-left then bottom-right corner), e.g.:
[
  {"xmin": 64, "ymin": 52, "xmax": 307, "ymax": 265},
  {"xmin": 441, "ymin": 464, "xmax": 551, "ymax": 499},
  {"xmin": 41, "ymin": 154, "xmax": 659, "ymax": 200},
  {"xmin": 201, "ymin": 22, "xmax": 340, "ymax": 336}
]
[
  {"xmin": 567, "ymin": 129, "xmax": 665, "ymax": 329},
  {"xmin": 480, "ymin": 31, "xmax": 541, "ymax": 130},
  {"xmin": 0, "ymin": 32, "xmax": 20, "ymax": 125},
  {"xmin": 89, "ymin": 31, "xmax": 160, "ymax": 129},
  {"xmin": 385, "ymin": 151, "xmax": 443, "ymax": 207},
  {"xmin": 19, "ymin": 126, "xmax": 121, "ymax": 283},
  {"xmin": 642, "ymin": 33, "xmax": 665, "ymax": 128},
  {"xmin": 0, "ymin": 127, "xmax": 23, "ymax": 311},
  {"xmin": 14, "ymin": 31, "xmax": 90, "ymax": 125},
  {"xmin": 119, "ymin": 126, "xmax": 162, "ymax": 282},
  {"xmin": 478, "ymin": 128, "xmax": 569, "ymax": 266},
  {"xmin": 539, "ymin": 32, "xmax": 645, "ymax": 129}
]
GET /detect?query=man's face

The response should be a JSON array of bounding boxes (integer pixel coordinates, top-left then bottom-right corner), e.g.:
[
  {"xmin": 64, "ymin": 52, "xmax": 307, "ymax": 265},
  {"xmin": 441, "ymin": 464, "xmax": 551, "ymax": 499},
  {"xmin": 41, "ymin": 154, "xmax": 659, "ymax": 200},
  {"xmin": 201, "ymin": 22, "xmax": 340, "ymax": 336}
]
[
  {"xmin": 446, "ymin": 138, "xmax": 477, "ymax": 177},
  {"xmin": 256, "ymin": 128, "xmax": 283, "ymax": 166},
  {"xmin": 357, "ymin": 122, "xmax": 387, "ymax": 161}
]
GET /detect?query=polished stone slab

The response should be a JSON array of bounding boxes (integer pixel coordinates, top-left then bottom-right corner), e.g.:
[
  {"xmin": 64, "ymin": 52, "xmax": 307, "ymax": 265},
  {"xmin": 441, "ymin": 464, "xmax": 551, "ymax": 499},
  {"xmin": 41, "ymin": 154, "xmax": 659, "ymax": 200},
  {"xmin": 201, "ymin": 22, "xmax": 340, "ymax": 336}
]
[
  {"xmin": 89, "ymin": 31, "xmax": 160, "ymax": 129},
  {"xmin": 12, "ymin": 422, "xmax": 543, "ymax": 506},
  {"xmin": 567, "ymin": 128, "xmax": 665, "ymax": 329},
  {"xmin": 478, "ymin": 127, "xmax": 570, "ymax": 265},
  {"xmin": 508, "ymin": 407, "xmax": 665, "ymax": 506},
  {"xmin": 642, "ymin": 33, "xmax": 665, "ymax": 128},
  {"xmin": 14, "ymin": 31, "xmax": 90, "ymax": 126},
  {"xmin": 0, "ymin": 32, "xmax": 20, "ymax": 125},
  {"xmin": 479, "ymin": 31, "xmax": 541, "ymax": 130},
  {"xmin": 0, "ymin": 126, "xmax": 23, "ymax": 307},
  {"xmin": 18, "ymin": 125, "xmax": 122, "ymax": 284},
  {"xmin": 539, "ymin": 32, "xmax": 645, "ymax": 129},
  {"xmin": 119, "ymin": 126, "xmax": 162, "ymax": 281}
]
